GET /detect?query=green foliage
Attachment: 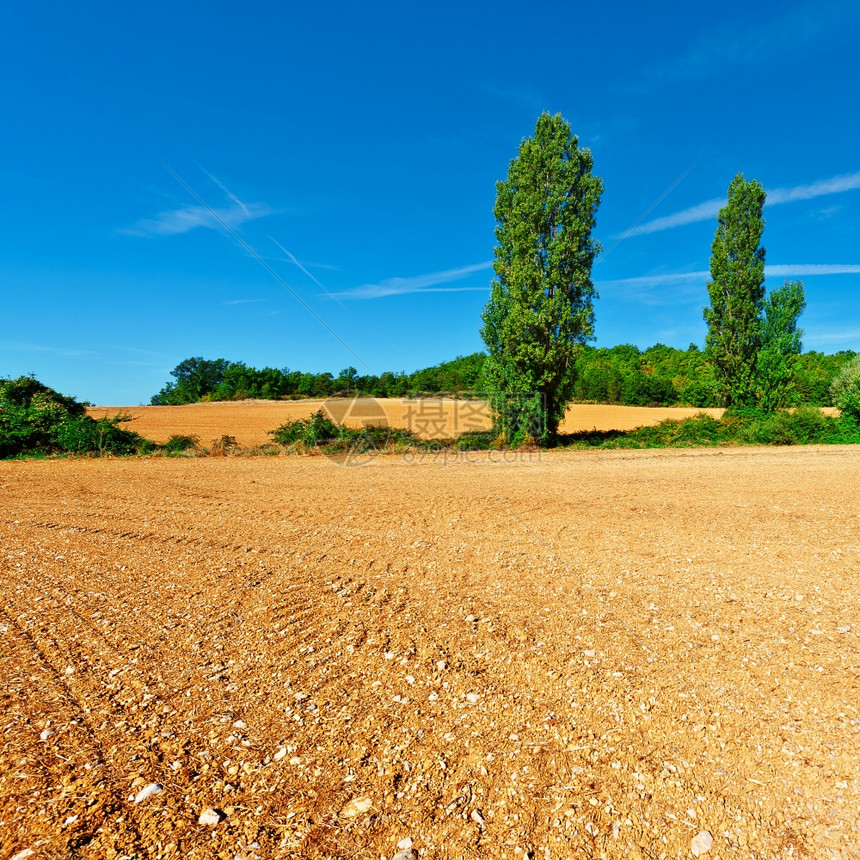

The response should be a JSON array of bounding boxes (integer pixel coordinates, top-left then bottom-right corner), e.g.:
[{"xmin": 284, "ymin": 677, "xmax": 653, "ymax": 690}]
[
  {"xmin": 269, "ymin": 410, "xmax": 342, "ymax": 446},
  {"xmin": 830, "ymin": 354, "xmax": 860, "ymax": 420},
  {"xmin": 561, "ymin": 407, "xmax": 860, "ymax": 450},
  {"xmin": 0, "ymin": 376, "xmax": 151, "ymax": 458},
  {"xmin": 481, "ymin": 112, "xmax": 603, "ymax": 444},
  {"xmin": 756, "ymin": 281, "xmax": 806, "ymax": 411},
  {"xmin": 704, "ymin": 173, "xmax": 767, "ymax": 408},
  {"xmin": 151, "ymin": 353, "xmax": 487, "ymax": 404},
  {"xmin": 151, "ymin": 357, "xmax": 232, "ymax": 404},
  {"xmin": 148, "ymin": 344, "xmax": 854, "ymax": 414},
  {"xmin": 163, "ymin": 434, "xmax": 199, "ymax": 453},
  {"xmin": 268, "ymin": 410, "xmax": 418, "ymax": 455}
]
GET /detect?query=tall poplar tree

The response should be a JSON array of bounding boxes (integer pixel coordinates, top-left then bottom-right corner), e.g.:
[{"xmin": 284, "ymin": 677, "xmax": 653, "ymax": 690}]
[
  {"xmin": 480, "ymin": 113, "xmax": 603, "ymax": 444},
  {"xmin": 703, "ymin": 173, "xmax": 767, "ymax": 408}
]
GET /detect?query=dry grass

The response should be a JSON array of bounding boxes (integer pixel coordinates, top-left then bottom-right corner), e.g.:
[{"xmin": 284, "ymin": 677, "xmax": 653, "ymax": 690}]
[{"xmin": 2, "ymin": 447, "xmax": 859, "ymax": 858}]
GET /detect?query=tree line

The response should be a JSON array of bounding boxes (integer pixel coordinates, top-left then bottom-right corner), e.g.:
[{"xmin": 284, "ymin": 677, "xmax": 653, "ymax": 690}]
[
  {"xmin": 476, "ymin": 112, "xmax": 859, "ymax": 444},
  {"xmin": 150, "ymin": 346, "xmax": 855, "ymax": 408}
]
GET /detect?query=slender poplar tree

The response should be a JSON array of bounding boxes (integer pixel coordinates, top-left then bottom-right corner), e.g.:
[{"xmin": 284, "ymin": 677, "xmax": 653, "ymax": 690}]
[
  {"xmin": 703, "ymin": 173, "xmax": 767, "ymax": 408},
  {"xmin": 480, "ymin": 112, "xmax": 603, "ymax": 444}
]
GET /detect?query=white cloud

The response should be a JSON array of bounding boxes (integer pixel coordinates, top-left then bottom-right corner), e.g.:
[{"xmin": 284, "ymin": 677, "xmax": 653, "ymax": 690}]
[
  {"xmin": 766, "ymin": 264, "xmax": 860, "ymax": 277},
  {"xmin": 598, "ymin": 264, "xmax": 860, "ymax": 294},
  {"xmin": 623, "ymin": 202, "xmax": 723, "ymax": 237},
  {"xmin": 767, "ymin": 172, "xmax": 860, "ymax": 204},
  {"xmin": 122, "ymin": 201, "xmax": 273, "ymax": 237},
  {"xmin": 627, "ymin": 170, "xmax": 860, "ymax": 237},
  {"xmin": 597, "ymin": 271, "xmax": 709, "ymax": 289},
  {"xmin": 0, "ymin": 340, "xmax": 96, "ymax": 357},
  {"xmin": 123, "ymin": 168, "xmax": 274, "ymax": 237},
  {"xmin": 804, "ymin": 329, "xmax": 860, "ymax": 346},
  {"xmin": 334, "ymin": 261, "xmax": 493, "ymax": 299},
  {"xmin": 222, "ymin": 298, "xmax": 266, "ymax": 305}
]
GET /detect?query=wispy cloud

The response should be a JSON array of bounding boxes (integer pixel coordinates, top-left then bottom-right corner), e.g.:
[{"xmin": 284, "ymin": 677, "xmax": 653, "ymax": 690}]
[
  {"xmin": 805, "ymin": 328, "xmax": 860, "ymax": 346},
  {"xmin": 333, "ymin": 261, "xmax": 493, "ymax": 300},
  {"xmin": 222, "ymin": 298, "xmax": 266, "ymax": 305},
  {"xmin": 121, "ymin": 201, "xmax": 273, "ymax": 237},
  {"xmin": 767, "ymin": 172, "xmax": 860, "ymax": 204},
  {"xmin": 122, "ymin": 169, "xmax": 274, "ymax": 237},
  {"xmin": 766, "ymin": 264, "xmax": 860, "ymax": 277},
  {"xmin": 598, "ymin": 271, "xmax": 708, "ymax": 290},
  {"xmin": 266, "ymin": 235, "xmax": 346, "ymax": 307},
  {"xmin": 627, "ymin": 170, "xmax": 860, "ymax": 237},
  {"xmin": 636, "ymin": 1, "xmax": 857, "ymax": 88},
  {"xmin": 0, "ymin": 340, "xmax": 96, "ymax": 357},
  {"xmin": 599, "ymin": 264, "xmax": 860, "ymax": 292}
]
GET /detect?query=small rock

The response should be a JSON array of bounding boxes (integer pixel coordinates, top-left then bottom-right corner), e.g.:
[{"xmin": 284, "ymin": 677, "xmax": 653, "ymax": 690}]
[
  {"xmin": 583, "ymin": 649, "xmax": 596, "ymax": 658},
  {"xmin": 223, "ymin": 783, "xmax": 238, "ymax": 792},
  {"xmin": 198, "ymin": 807, "xmax": 225, "ymax": 826},
  {"xmin": 133, "ymin": 783, "xmax": 163, "ymax": 804},
  {"xmin": 392, "ymin": 850, "xmax": 417, "ymax": 860},
  {"xmin": 289, "ymin": 756, "xmax": 302, "ymax": 765},
  {"xmin": 691, "ymin": 830, "xmax": 713, "ymax": 857},
  {"xmin": 273, "ymin": 747, "xmax": 287, "ymax": 761},
  {"xmin": 397, "ymin": 837, "xmax": 413, "ymax": 850},
  {"xmin": 40, "ymin": 729, "xmax": 55, "ymax": 740},
  {"xmin": 838, "ymin": 625, "xmax": 852, "ymax": 633},
  {"xmin": 466, "ymin": 692, "xmax": 479, "ymax": 703},
  {"xmin": 436, "ymin": 660, "xmax": 448, "ymax": 671},
  {"xmin": 10, "ymin": 850, "xmax": 35, "ymax": 860},
  {"xmin": 233, "ymin": 720, "xmax": 247, "ymax": 729},
  {"xmin": 465, "ymin": 614, "xmax": 477, "ymax": 623},
  {"xmin": 64, "ymin": 666, "xmax": 75, "ymax": 675},
  {"xmin": 341, "ymin": 796, "xmax": 373, "ymax": 818},
  {"xmin": 470, "ymin": 808, "xmax": 486, "ymax": 827}
]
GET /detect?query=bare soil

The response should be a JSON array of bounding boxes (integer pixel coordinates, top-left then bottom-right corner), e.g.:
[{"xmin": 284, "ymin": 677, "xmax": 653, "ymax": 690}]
[
  {"xmin": 87, "ymin": 400, "xmax": 726, "ymax": 446},
  {"xmin": 1, "ymin": 447, "xmax": 859, "ymax": 859}
]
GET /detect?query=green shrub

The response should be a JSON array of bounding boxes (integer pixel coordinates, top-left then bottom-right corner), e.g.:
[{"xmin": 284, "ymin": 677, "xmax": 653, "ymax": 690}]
[
  {"xmin": 163, "ymin": 434, "xmax": 199, "ymax": 454},
  {"xmin": 558, "ymin": 406, "xmax": 859, "ymax": 451},
  {"xmin": 830, "ymin": 355, "xmax": 860, "ymax": 420},
  {"xmin": 269, "ymin": 411, "xmax": 420, "ymax": 455},
  {"xmin": 54, "ymin": 415, "xmax": 151, "ymax": 455},
  {"xmin": 0, "ymin": 376, "xmax": 153, "ymax": 458},
  {"xmin": 269, "ymin": 410, "xmax": 342, "ymax": 446}
]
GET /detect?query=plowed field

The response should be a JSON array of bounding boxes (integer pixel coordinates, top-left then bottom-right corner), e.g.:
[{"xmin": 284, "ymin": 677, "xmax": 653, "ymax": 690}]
[
  {"xmin": 2, "ymin": 447, "xmax": 859, "ymax": 859},
  {"xmin": 87, "ymin": 400, "xmax": 725, "ymax": 446}
]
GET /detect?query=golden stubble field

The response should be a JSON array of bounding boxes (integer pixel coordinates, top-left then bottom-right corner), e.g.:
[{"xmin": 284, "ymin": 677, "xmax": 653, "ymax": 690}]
[
  {"xmin": 2, "ymin": 447, "xmax": 859, "ymax": 859},
  {"xmin": 87, "ymin": 400, "xmax": 726, "ymax": 446}
]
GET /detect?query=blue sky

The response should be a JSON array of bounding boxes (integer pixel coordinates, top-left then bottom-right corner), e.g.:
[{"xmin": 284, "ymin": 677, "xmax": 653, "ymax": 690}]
[{"xmin": 2, "ymin": 0, "xmax": 859, "ymax": 404}]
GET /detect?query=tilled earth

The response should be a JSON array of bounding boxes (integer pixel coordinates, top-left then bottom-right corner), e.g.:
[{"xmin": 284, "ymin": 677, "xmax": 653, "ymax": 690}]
[{"xmin": 1, "ymin": 447, "xmax": 859, "ymax": 860}]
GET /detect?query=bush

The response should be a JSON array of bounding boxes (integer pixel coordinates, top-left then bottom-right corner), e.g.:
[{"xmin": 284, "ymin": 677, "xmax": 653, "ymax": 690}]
[
  {"xmin": 269, "ymin": 410, "xmax": 421, "ymax": 456},
  {"xmin": 54, "ymin": 415, "xmax": 152, "ymax": 455},
  {"xmin": 0, "ymin": 376, "xmax": 152, "ymax": 458},
  {"xmin": 163, "ymin": 434, "xmax": 199, "ymax": 454},
  {"xmin": 830, "ymin": 355, "xmax": 860, "ymax": 420},
  {"xmin": 559, "ymin": 406, "xmax": 860, "ymax": 450},
  {"xmin": 269, "ymin": 410, "xmax": 342, "ymax": 446}
]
